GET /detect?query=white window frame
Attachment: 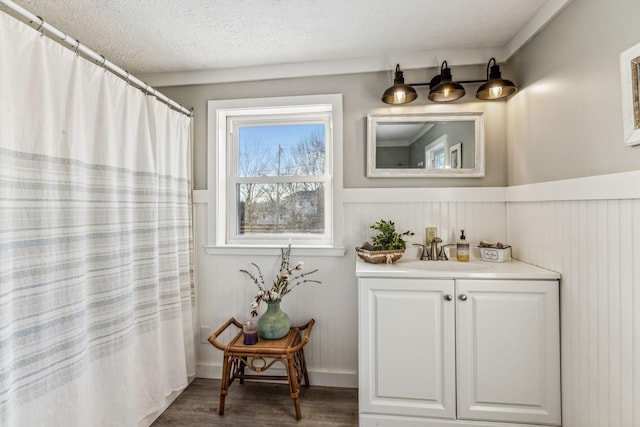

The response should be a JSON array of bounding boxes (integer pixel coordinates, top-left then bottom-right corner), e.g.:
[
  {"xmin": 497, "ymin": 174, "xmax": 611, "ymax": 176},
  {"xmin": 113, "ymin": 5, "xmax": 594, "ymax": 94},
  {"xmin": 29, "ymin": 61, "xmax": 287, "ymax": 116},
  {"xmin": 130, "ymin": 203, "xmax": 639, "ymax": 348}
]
[
  {"xmin": 228, "ymin": 112, "xmax": 332, "ymax": 245},
  {"xmin": 206, "ymin": 94, "xmax": 344, "ymax": 256},
  {"xmin": 424, "ymin": 134, "xmax": 448, "ymax": 169}
]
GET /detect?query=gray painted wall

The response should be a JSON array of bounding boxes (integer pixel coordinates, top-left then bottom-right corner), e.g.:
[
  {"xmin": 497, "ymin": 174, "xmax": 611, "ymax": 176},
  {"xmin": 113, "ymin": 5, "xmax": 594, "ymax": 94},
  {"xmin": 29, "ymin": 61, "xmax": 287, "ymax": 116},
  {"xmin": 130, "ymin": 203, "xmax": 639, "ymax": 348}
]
[
  {"xmin": 162, "ymin": 0, "xmax": 640, "ymax": 189},
  {"xmin": 377, "ymin": 146, "xmax": 410, "ymax": 168},
  {"xmin": 161, "ymin": 70, "xmax": 507, "ymax": 189},
  {"xmin": 506, "ymin": 0, "xmax": 640, "ymax": 185}
]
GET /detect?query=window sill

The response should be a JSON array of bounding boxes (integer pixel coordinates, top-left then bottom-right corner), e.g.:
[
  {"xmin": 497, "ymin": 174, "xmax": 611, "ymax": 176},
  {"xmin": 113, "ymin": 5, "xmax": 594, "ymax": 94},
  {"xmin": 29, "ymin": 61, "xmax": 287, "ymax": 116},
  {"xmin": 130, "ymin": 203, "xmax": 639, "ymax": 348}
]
[{"xmin": 203, "ymin": 245, "xmax": 346, "ymax": 257}]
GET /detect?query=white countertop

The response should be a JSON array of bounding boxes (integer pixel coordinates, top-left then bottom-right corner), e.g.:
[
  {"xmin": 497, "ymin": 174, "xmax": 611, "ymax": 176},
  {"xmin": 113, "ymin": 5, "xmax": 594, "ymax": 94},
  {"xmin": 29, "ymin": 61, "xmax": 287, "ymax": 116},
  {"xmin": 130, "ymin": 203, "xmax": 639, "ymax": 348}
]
[{"xmin": 356, "ymin": 257, "xmax": 561, "ymax": 280}]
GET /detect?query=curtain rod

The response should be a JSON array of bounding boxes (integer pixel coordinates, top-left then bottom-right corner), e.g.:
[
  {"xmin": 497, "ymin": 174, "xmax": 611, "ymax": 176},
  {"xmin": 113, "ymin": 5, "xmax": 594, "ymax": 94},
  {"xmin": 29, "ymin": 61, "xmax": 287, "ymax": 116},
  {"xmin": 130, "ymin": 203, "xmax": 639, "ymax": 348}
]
[{"xmin": 0, "ymin": 0, "xmax": 193, "ymax": 117}]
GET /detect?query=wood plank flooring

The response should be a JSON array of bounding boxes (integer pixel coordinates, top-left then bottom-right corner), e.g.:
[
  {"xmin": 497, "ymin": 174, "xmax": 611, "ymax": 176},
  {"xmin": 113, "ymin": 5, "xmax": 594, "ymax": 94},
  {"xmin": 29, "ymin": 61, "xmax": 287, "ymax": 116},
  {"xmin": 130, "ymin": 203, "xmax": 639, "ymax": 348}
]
[{"xmin": 151, "ymin": 378, "xmax": 359, "ymax": 427}]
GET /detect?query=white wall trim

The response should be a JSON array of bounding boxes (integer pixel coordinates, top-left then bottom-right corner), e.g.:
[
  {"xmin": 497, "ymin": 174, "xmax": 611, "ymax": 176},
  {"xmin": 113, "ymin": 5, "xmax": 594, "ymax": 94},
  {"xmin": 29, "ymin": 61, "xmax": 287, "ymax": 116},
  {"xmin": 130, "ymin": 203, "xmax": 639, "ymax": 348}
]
[
  {"xmin": 200, "ymin": 187, "xmax": 506, "ymax": 204},
  {"xmin": 203, "ymin": 245, "xmax": 346, "ymax": 257},
  {"xmin": 192, "ymin": 189, "xmax": 208, "ymax": 204},
  {"xmin": 197, "ymin": 169, "xmax": 640, "ymax": 207},
  {"xmin": 139, "ymin": 50, "xmax": 503, "ymax": 88},
  {"xmin": 504, "ymin": 0, "xmax": 573, "ymax": 60},
  {"xmin": 506, "ymin": 170, "xmax": 640, "ymax": 202},
  {"xmin": 343, "ymin": 187, "xmax": 507, "ymax": 203}
]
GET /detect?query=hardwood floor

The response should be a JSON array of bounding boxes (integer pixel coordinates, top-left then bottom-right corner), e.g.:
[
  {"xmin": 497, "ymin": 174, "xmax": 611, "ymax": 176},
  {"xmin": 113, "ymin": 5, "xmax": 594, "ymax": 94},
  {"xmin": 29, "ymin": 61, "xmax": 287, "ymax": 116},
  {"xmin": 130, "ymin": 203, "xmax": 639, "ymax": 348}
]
[{"xmin": 151, "ymin": 378, "xmax": 359, "ymax": 426}]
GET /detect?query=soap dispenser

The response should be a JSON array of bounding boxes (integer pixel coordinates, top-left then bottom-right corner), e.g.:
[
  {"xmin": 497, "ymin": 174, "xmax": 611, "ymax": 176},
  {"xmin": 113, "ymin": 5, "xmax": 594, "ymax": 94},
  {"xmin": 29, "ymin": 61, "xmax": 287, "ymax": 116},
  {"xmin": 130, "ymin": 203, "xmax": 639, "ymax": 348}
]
[{"xmin": 457, "ymin": 230, "xmax": 470, "ymax": 262}]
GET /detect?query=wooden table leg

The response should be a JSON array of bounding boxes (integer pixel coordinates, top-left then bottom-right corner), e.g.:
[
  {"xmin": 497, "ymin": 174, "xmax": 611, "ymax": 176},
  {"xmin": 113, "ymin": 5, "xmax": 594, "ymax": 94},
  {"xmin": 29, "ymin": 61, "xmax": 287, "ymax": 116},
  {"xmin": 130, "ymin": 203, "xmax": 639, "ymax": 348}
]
[
  {"xmin": 286, "ymin": 355, "xmax": 302, "ymax": 420},
  {"xmin": 239, "ymin": 356, "xmax": 246, "ymax": 384},
  {"xmin": 219, "ymin": 354, "xmax": 231, "ymax": 415},
  {"xmin": 299, "ymin": 348, "xmax": 310, "ymax": 388}
]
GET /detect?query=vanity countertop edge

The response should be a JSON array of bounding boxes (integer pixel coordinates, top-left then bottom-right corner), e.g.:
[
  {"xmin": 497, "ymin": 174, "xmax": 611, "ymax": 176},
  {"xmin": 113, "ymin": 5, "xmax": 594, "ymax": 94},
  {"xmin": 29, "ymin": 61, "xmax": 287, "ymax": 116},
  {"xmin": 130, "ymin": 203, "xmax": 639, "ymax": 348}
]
[{"xmin": 355, "ymin": 257, "xmax": 561, "ymax": 280}]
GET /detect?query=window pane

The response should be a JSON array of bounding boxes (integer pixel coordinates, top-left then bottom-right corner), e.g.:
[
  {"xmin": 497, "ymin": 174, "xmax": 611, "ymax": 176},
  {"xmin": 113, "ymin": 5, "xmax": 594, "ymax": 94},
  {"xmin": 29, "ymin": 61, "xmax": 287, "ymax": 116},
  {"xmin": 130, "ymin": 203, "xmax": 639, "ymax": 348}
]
[
  {"xmin": 237, "ymin": 182, "xmax": 325, "ymax": 234},
  {"xmin": 238, "ymin": 124, "xmax": 325, "ymax": 177},
  {"xmin": 434, "ymin": 149, "xmax": 445, "ymax": 168}
]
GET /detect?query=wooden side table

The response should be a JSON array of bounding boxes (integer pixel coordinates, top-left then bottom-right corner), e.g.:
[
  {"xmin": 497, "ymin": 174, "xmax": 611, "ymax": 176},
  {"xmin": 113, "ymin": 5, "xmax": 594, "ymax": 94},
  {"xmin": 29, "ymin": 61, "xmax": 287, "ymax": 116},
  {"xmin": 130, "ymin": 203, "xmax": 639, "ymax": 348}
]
[{"xmin": 208, "ymin": 317, "xmax": 315, "ymax": 420}]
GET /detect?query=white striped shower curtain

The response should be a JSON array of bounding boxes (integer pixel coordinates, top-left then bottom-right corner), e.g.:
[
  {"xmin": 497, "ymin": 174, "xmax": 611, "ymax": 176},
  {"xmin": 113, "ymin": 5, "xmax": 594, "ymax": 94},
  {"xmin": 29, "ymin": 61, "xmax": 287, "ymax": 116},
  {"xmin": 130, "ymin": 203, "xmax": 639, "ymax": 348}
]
[{"xmin": 0, "ymin": 10, "xmax": 195, "ymax": 427}]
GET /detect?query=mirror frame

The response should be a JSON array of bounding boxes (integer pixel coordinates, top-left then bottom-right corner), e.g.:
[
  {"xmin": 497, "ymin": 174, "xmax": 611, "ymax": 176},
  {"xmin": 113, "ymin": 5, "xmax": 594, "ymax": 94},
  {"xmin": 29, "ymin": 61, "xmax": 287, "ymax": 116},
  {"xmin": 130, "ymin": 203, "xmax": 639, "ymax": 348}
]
[{"xmin": 366, "ymin": 112, "xmax": 485, "ymax": 178}]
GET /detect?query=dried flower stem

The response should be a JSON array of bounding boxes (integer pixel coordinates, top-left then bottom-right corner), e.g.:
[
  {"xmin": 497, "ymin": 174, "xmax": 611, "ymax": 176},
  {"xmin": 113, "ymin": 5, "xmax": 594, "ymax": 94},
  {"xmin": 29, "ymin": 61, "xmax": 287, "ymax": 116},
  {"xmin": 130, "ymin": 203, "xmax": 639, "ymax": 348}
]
[{"xmin": 240, "ymin": 242, "xmax": 321, "ymax": 317}]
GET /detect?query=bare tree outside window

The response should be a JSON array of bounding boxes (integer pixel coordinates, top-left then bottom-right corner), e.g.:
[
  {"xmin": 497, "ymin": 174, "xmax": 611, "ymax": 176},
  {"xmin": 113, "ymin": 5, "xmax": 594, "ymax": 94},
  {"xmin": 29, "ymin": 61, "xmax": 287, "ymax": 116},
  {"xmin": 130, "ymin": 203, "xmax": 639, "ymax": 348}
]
[
  {"xmin": 237, "ymin": 124, "xmax": 326, "ymax": 235},
  {"xmin": 238, "ymin": 138, "xmax": 276, "ymax": 232}
]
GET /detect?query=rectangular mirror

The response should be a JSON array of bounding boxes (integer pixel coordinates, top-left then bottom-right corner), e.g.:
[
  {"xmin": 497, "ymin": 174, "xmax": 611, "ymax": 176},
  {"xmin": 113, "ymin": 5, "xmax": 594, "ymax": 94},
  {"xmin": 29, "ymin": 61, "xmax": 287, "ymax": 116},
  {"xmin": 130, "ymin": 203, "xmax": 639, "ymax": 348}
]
[{"xmin": 366, "ymin": 112, "xmax": 485, "ymax": 177}]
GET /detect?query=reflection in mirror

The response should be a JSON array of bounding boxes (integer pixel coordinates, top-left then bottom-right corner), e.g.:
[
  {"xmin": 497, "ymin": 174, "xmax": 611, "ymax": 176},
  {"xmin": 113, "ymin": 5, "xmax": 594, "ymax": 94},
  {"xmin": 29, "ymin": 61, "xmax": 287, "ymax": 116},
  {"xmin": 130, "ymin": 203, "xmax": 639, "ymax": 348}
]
[{"xmin": 367, "ymin": 112, "xmax": 485, "ymax": 178}]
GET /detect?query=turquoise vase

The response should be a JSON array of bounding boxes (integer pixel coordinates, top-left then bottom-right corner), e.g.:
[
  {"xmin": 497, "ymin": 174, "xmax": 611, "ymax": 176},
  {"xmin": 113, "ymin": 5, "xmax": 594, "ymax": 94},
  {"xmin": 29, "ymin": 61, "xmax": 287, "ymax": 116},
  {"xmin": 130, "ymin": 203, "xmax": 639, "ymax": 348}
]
[{"xmin": 258, "ymin": 300, "xmax": 291, "ymax": 339}]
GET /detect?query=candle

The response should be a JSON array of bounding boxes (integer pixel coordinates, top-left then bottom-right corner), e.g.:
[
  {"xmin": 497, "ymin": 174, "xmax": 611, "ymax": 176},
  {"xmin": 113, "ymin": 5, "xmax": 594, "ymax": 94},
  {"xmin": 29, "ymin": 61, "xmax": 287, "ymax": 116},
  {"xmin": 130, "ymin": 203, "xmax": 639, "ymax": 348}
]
[
  {"xmin": 244, "ymin": 331, "xmax": 259, "ymax": 345},
  {"xmin": 243, "ymin": 318, "xmax": 259, "ymax": 345}
]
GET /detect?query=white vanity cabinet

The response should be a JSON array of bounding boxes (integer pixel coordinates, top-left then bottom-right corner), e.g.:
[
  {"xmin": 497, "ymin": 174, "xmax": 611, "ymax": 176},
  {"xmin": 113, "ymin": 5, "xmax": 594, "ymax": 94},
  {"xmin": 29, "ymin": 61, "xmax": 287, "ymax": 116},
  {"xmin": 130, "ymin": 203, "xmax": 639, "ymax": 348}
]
[
  {"xmin": 357, "ymin": 259, "xmax": 562, "ymax": 427},
  {"xmin": 359, "ymin": 278, "xmax": 457, "ymax": 420}
]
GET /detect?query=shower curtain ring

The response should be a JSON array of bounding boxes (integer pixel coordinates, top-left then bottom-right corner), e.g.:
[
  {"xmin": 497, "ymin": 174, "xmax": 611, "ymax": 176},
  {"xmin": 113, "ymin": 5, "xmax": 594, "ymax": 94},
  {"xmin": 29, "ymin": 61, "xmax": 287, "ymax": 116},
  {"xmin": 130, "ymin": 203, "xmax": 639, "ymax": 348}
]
[
  {"xmin": 99, "ymin": 55, "xmax": 107, "ymax": 69},
  {"xmin": 35, "ymin": 16, "xmax": 44, "ymax": 35}
]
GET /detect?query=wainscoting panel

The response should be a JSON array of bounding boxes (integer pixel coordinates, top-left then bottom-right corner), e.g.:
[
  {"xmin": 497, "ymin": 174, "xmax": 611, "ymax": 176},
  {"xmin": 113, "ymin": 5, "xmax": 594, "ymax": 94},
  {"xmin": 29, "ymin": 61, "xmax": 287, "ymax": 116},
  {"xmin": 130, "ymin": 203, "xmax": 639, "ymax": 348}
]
[
  {"xmin": 194, "ymin": 178, "xmax": 640, "ymax": 427},
  {"xmin": 192, "ymin": 201, "xmax": 360, "ymax": 388},
  {"xmin": 507, "ymin": 199, "xmax": 640, "ymax": 427},
  {"xmin": 344, "ymin": 201, "xmax": 507, "ymax": 252},
  {"xmin": 192, "ymin": 195, "xmax": 507, "ymax": 388}
]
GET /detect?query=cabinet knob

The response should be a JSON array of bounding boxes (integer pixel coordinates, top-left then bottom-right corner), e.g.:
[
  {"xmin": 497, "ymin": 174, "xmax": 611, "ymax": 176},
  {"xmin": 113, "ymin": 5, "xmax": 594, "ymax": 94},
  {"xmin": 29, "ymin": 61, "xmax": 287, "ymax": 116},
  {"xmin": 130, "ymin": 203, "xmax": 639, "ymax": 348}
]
[
  {"xmin": 444, "ymin": 294, "xmax": 453, "ymax": 301},
  {"xmin": 459, "ymin": 294, "xmax": 468, "ymax": 301}
]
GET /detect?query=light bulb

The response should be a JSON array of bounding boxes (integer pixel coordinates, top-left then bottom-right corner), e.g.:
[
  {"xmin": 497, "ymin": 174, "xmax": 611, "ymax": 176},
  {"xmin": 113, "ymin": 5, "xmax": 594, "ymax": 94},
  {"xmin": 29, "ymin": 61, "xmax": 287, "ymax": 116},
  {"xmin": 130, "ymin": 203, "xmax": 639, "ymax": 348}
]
[
  {"xmin": 394, "ymin": 90, "xmax": 406, "ymax": 103},
  {"xmin": 489, "ymin": 86, "xmax": 503, "ymax": 99},
  {"xmin": 443, "ymin": 87, "xmax": 450, "ymax": 98}
]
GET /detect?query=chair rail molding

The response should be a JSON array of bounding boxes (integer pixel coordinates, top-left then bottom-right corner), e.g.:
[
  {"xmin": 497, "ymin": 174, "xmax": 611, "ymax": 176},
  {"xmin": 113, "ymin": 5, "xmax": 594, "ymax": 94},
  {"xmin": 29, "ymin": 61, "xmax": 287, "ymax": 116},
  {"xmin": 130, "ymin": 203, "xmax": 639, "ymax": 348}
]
[{"xmin": 506, "ymin": 170, "xmax": 640, "ymax": 202}]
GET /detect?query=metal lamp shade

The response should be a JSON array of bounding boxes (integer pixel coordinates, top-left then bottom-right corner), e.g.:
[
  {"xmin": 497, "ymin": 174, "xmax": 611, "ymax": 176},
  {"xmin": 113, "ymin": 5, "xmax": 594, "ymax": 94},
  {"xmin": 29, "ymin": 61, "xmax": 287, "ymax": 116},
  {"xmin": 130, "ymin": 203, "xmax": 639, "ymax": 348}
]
[
  {"xmin": 476, "ymin": 77, "xmax": 517, "ymax": 100},
  {"xmin": 428, "ymin": 81, "xmax": 465, "ymax": 102},
  {"xmin": 381, "ymin": 65, "xmax": 418, "ymax": 105},
  {"xmin": 476, "ymin": 62, "xmax": 517, "ymax": 100},
  {"xmin": 428, "ymin": 64, "xmax": 465, "ymax": 102}
]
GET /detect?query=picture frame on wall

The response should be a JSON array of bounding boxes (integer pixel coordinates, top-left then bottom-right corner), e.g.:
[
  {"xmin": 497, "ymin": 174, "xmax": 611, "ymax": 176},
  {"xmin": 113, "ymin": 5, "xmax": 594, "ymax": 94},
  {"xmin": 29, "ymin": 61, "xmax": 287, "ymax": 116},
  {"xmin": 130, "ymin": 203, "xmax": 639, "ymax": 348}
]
[
  {"xmin": 449, "ymin": 143, "xmax": 462, "ymax": 169},
  {"xmin": 620, "ymin": 41, "xmax": 640, "ymax": 146}
]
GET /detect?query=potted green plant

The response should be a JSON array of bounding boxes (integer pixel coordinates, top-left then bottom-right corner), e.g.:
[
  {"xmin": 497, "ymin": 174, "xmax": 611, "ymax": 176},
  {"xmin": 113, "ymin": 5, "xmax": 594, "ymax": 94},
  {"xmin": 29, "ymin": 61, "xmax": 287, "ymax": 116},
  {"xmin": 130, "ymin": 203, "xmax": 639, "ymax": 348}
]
[{"xmin": 356, "ymin": 220, "xmax": 414, "ymax": 264}]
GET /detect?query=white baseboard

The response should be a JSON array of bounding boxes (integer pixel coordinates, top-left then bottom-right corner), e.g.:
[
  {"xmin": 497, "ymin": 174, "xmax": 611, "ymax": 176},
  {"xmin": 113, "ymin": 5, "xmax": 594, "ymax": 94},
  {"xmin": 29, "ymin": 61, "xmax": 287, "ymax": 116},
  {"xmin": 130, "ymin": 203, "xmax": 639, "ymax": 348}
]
[
  {"xmin": 196, "ymin": 361, "xmax": 221, "ymax": 379},
  {"xmin": 195, "ymin": 362, "xmax": 357, "ymax": 389},
  {"xmin": 361, "ymin": 413, "xmax": 544, "ymax": 427}
]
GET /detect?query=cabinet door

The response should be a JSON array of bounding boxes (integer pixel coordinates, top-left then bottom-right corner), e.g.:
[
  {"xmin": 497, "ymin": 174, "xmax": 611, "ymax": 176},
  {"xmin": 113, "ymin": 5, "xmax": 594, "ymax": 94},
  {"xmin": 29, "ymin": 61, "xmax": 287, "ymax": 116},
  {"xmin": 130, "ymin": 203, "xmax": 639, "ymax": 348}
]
[
  {"xmin": 359, "ymin": 278, "xmax": 455, "ymax": 419},
  {"xmin": 456, "ymin": 280, "xmax": 561, "ymax": 426}
]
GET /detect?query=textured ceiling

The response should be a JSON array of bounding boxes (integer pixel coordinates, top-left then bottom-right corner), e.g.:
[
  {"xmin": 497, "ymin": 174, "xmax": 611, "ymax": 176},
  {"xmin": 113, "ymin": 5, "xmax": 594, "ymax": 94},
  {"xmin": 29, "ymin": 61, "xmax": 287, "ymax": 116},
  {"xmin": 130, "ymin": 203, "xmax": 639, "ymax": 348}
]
[{"xmin": 7, "ymin": 0, "xmax": 565, "ymax": 80}]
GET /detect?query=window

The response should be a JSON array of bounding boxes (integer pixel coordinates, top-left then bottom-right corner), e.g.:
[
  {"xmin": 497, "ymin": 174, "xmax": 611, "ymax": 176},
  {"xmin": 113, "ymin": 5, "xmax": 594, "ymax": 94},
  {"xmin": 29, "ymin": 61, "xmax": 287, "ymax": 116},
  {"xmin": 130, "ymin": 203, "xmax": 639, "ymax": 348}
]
[
  {"xmin": 232, "ymin": 117, "xmax": 329, "ymax": 241},
  {"xmin": 426, "ymin": 143, "xmax": 446, "ymax": 169},
  {"xmin": 424, "ymin": 134, "xmax": 448, "ymax": 169},
  {"xmin": 207, "ymin": 95, "xmax": 344, "ymax": 253}
]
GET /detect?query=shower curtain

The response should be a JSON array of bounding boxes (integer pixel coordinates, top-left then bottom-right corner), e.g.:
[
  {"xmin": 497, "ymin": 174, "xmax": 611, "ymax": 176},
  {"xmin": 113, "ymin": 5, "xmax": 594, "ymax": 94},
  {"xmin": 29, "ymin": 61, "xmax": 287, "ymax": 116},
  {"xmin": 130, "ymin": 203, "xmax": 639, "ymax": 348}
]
[{"xmin": 0, "ymin": 11, "xmax": 195, "ymax": 427}]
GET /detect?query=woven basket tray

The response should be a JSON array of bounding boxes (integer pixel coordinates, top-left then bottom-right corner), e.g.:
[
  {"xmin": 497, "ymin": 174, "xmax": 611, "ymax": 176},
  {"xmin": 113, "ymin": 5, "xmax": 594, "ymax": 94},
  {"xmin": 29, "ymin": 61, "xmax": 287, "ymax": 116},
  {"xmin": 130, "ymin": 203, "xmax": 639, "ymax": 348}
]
[{"xmin": 356, "ymin": 247, "xmax": 405, "ymax": 264}]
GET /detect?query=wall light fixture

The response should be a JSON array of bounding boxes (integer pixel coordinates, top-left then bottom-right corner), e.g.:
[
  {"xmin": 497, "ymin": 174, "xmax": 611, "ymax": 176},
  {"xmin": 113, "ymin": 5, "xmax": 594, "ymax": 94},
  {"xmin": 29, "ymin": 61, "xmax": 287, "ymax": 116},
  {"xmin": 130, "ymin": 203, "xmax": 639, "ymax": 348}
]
[
  {"xmin": 381, "ymin": 64, "xmax": 418, "ymax": 105},
  {"xmin": 381, "ymin": 58, "xmax": 517, "ymax": 105}
]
